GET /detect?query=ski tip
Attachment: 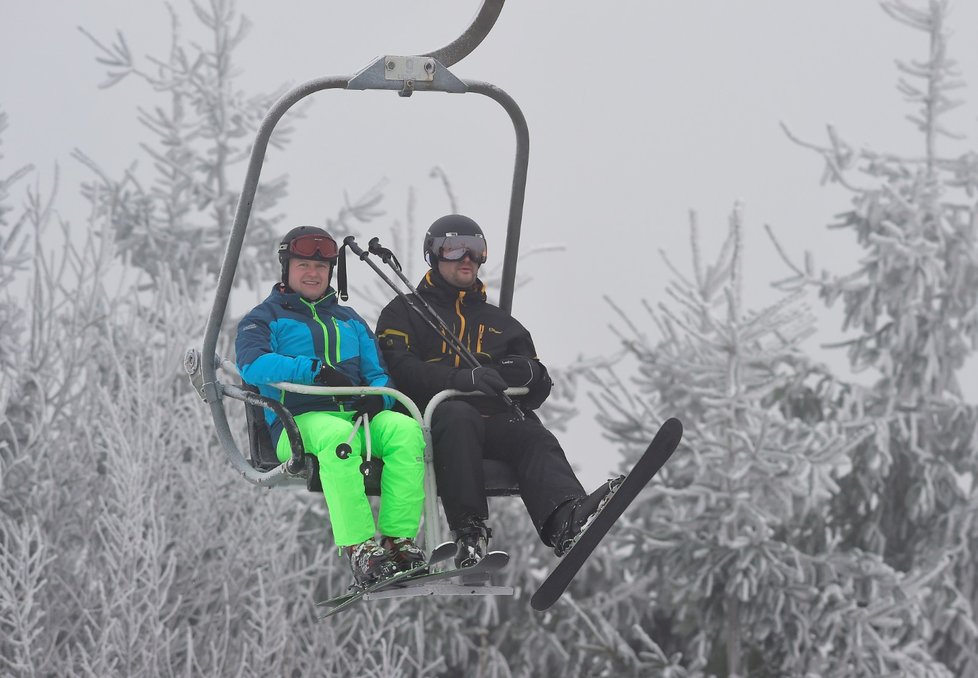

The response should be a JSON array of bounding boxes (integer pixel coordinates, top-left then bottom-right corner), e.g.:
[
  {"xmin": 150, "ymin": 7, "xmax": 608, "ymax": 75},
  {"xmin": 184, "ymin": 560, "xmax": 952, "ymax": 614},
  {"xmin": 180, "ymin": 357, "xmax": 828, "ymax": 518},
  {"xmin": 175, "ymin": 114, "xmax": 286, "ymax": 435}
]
[
  {"xmin": 529, "ymin": 592, "xmax": 554, "ymax": 612},
  {"xmin": 659, "ymin": 417, "xmax": 683, "ymax": 443},
  {"xmin": 428, "ymin": 541, "xmax": 457, "ymax": 565}
]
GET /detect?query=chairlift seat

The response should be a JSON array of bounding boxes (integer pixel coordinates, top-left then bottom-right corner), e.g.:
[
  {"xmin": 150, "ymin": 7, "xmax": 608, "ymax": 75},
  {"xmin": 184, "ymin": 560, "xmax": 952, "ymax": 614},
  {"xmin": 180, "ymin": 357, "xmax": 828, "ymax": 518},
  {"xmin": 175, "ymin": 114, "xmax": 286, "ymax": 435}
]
[{"xmin": 242, "ymin": 385, "xmax": 519, "ymax": 496}]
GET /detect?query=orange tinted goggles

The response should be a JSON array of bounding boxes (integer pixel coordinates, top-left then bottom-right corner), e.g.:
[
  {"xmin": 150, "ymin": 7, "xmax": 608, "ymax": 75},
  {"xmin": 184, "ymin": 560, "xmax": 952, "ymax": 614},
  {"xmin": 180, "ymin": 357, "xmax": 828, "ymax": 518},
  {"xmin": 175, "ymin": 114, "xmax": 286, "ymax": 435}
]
[{"xmin": 288, "ymin": 234, "xmax": 338, "ymax": 259}]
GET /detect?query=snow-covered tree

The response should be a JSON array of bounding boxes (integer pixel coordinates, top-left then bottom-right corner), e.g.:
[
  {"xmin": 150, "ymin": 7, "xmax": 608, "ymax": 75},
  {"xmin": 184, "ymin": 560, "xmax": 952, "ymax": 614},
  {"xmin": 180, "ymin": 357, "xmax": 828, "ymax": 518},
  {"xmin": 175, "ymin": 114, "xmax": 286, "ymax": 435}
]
[
  {"xmin": 576, "ymin": 205, "xmax": 953, "ymax": 675},
  {"xmin": 779, "ymin": 0, "xmax": 978, "ymax": 672},
  {"xmin": 76, "ymin": 0, "xmax": 295, "ymax": 294},
  {"xmin": 0, "ymin": 109, "xmax": 34, "ymax": 287}
]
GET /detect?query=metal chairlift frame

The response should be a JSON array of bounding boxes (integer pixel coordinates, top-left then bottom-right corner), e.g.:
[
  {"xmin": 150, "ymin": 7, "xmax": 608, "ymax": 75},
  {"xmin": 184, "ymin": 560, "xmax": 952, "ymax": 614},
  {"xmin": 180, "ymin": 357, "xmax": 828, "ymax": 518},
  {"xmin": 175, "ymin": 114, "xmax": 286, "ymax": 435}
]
[{"xmin": 185, "ymin": 1, "xmax": 529, "ymax": 563}]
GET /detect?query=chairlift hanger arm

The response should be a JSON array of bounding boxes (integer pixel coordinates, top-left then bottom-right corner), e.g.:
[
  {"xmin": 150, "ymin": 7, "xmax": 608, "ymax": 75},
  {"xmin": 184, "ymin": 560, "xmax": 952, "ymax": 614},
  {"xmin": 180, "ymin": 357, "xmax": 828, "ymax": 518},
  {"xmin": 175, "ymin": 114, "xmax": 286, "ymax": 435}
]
[{"xmin": 422, "ymin": 0, "xmax": 505, "ymax": 67}]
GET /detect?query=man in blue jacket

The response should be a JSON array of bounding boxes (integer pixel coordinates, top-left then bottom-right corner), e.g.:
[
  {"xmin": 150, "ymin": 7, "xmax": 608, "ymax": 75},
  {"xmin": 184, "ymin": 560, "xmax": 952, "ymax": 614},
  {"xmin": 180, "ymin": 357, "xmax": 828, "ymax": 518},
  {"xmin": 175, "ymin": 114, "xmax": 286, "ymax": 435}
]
[{"xmin": 237, "ymin": 226, "xmax": 426, "ymax": 586}]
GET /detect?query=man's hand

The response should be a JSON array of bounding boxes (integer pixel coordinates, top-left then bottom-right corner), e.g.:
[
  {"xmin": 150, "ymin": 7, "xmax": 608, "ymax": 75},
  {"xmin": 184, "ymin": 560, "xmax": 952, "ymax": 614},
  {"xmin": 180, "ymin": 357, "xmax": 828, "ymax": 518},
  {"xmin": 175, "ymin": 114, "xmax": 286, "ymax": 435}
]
[
  {"xmin": 496, "ymin": 355, "xmax": 543, "ymax": 388},
  {"xmin": 313, "ymin": 361, "xmax": 353, "ymax": 387},
  {"xmin": 352, "ymin": 394, "xmax": 386, "ymax": 421},
  {"xmin": 451, "ymin": 366, "xmax": 508, "ymax": 397}
]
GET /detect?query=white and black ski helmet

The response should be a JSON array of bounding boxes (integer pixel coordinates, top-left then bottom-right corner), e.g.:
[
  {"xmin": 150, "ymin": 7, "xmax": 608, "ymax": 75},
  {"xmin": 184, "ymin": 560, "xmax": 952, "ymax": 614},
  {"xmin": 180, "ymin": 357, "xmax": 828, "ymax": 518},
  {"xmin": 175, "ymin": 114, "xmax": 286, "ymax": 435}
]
[{"xmin": 423, "ymin": 214, "xmax": 487, "ymax": 265}]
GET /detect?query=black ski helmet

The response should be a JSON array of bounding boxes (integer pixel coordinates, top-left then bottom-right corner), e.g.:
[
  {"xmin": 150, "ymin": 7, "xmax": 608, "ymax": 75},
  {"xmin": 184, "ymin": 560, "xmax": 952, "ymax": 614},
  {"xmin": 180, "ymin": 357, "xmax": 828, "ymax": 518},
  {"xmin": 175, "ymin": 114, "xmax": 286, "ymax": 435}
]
[
  {"xmin": 423, "ymin": 214, "xmax": 487, "ymax": 266},
  {"xmin": 277, "ymin": 226, "xmax": 338, "ymax": 286}
]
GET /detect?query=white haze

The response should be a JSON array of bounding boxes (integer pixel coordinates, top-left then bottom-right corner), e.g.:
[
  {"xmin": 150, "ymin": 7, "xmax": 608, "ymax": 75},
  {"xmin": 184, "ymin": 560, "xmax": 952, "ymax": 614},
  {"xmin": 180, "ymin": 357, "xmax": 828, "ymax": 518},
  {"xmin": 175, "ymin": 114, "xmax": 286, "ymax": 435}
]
[{"xmin": 3, "ymin": 1, "xmax": 977, "ymax": 485}]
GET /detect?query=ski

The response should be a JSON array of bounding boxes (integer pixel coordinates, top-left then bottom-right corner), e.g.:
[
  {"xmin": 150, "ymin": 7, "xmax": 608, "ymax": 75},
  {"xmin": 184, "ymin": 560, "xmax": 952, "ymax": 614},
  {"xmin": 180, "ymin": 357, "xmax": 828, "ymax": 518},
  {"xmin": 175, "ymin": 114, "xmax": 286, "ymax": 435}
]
[
  {"xmin": 314, "ymin": 541, "xmax": 454, "ymax": 616},
  {"xmin": 316, "ymin": 566, "xmax": 423, "ymax": 620},
  {"xmin": 316, "ymin": 550, "xmax": 510, "ymax": 617},
  {"xmin": 530, "ymin": 417, "xmax": 682, "ymax": 611},
  {"xmin": 383, "ymin": 550, "xmax": 510, "ymax": 589}
]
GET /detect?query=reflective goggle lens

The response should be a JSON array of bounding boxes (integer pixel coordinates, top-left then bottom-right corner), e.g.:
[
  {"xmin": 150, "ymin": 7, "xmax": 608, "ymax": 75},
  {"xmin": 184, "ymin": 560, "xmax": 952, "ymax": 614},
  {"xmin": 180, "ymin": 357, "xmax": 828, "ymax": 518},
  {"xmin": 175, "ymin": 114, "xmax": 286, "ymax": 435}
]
[
  {"xmin": 437, "ymin": 235, "xmax": 487, "ymax": 264},
  {"xmin": 287, "ymin": 234, "xmax": 338, "ymax": 260}
]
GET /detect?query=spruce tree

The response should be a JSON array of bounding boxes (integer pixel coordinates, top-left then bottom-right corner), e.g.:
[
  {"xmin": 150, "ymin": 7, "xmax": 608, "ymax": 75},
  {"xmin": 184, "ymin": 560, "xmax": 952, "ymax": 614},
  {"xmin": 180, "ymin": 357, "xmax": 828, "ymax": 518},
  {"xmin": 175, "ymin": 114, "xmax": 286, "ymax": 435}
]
[
  {"xmin": 76, "ymin": 0, "xmax": 293, "ymax": 294},
  {"xmin": 578, "ymin": 205, "xmax": 953, "ymax": 675},
  {"xmin": 779, "ymin": 1, "xmax": 978, "ymax": 672}
]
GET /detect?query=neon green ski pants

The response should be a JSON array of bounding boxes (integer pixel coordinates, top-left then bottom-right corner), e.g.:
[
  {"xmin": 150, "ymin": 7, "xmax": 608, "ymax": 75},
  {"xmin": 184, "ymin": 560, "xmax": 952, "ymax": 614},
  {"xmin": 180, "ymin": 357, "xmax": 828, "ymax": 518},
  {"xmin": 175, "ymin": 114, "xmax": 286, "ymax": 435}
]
[{"xmin": 276, "ymin": 410, "xmax": 425, "ymax": 547}]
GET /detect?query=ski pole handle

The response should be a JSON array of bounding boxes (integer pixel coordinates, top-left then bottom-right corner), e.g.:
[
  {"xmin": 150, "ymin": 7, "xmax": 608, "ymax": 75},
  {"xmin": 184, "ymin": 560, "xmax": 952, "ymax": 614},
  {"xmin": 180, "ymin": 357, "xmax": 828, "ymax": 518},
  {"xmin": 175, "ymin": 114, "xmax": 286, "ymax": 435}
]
[{"xmin": 367, "ymin": 237, "xmax": 402, "ymax": 270}]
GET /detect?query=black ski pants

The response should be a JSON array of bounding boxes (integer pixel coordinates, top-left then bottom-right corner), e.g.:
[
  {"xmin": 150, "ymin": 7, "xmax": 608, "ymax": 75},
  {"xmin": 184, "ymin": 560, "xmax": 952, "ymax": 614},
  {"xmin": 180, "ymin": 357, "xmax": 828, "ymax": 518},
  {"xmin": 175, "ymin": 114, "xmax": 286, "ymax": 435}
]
[{"xmin": 431, "ymin": 401, "xmax": 586, "ymax": 544}]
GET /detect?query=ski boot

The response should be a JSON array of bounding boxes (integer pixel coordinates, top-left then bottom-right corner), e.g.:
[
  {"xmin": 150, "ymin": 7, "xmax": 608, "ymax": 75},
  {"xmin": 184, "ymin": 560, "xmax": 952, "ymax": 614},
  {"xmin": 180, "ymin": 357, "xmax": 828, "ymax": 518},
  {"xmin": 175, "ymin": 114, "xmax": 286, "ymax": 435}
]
[
  {"xmin": 380, "ymin": 536, "xmax": 428, "ymax": 575},
  {"xmin": 452, "ymin": 519, "xmax": 492, "ymax": 569},
  {"xmin": 546, "ymin": 476, "xmax": 625, "ymax": 557},
  {"xmin": 344, "ymin": 538, "xmax": 397, "ymax": 587}
]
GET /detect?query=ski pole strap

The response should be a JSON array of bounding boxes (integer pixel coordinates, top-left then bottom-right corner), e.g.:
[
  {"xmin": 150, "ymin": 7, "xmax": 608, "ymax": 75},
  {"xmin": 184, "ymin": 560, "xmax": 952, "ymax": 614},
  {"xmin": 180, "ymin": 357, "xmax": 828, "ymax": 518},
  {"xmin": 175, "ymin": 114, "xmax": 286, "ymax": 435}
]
[
  {"xmin": 362, "ymin": 413, "xmax": 371, "ymax": 462},
  {"xmin": 337, "ymin": 243, "xmax": 349, "ymax": 301}
]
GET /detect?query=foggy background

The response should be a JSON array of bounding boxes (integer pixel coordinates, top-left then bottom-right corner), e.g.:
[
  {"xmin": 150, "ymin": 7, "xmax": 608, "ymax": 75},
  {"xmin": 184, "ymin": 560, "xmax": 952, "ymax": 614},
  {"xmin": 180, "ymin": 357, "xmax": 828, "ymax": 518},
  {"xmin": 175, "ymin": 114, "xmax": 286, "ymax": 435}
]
[
  {"xmin": 5, "ymin": 3, "xmax": 978, "ymax": 486},
  {"xmin": 6, "ymin": 6, "xmax": 977, "ymax": 468},
  {"xmin": 4, "ymin": 2, "xmax": 978, "ymax": 676}
]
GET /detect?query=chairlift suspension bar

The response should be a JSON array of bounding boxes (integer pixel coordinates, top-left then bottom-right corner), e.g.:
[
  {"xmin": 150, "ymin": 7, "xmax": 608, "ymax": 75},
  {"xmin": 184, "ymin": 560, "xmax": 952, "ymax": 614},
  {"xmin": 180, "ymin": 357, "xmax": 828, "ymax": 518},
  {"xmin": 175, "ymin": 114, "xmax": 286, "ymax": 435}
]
[
  {"xmin": 200, "ymin": 77, "xmax": 350, "ymax": 477},
  {"xmin": 421, "ymin": 0, "xmax": 505, "ymax": 68}
]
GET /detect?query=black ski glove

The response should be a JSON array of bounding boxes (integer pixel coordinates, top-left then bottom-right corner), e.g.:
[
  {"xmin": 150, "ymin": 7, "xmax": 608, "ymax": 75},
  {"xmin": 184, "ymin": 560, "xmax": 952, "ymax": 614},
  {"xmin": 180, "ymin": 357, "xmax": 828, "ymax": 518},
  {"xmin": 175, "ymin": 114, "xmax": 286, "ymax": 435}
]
[
  {"xmin": 352, "ymin": 394, "xmax": 386, "ymax": 421},
  {"xmin": 496, "ymin": 355, "xmax": 543, "ymax": 388},
  {"xmin": 313, "ymin": 360, "xmax": 353, "ymax": 387},
  {"xmin": 451, "ymin": 366, "xmax": 508, "ymax": 397}
]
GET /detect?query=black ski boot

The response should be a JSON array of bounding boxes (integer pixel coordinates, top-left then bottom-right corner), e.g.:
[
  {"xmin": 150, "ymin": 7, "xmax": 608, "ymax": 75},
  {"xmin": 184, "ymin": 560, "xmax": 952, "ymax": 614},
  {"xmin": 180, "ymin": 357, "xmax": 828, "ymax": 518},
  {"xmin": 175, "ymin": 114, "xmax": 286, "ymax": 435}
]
[
  {"xmin": 380, "ymin": 536, "xmax": 428, "ymax": 575},
  {"xmin": 452, "ymin": 519, "xmax": 492, "ymax": 569},
  {"xmin": 546, "ymin": 476, "xmax": 625, "ymax": 557},
  {"xmin": 344, "ymin": 538, "xmax": 397, "ymax": 587}
]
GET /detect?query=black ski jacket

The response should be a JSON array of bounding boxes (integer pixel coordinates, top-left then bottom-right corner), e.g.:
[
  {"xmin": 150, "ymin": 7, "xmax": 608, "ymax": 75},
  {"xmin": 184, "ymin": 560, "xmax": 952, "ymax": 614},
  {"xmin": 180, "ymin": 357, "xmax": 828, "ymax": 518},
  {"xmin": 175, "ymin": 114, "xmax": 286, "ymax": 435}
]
[{"xmin": 375, "ymin": 270, "xmax": 553, "ymax": 414}]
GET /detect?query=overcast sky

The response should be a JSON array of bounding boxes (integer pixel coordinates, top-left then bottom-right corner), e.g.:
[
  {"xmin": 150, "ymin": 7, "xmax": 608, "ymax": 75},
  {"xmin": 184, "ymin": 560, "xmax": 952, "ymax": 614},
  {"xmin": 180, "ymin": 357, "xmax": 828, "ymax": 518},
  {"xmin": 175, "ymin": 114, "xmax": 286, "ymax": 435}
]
[{"xmin": 4, "ymin": 1, "xmax": 977, "ymax": 484}]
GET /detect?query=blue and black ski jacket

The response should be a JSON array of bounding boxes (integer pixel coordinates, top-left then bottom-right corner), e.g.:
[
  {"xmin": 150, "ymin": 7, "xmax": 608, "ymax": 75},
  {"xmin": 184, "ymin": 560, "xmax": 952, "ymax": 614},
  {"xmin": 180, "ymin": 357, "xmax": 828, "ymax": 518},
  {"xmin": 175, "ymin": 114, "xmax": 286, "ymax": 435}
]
[{"xmin": 236, "ymin": 284, "xmax": 396, "ymax": 441}]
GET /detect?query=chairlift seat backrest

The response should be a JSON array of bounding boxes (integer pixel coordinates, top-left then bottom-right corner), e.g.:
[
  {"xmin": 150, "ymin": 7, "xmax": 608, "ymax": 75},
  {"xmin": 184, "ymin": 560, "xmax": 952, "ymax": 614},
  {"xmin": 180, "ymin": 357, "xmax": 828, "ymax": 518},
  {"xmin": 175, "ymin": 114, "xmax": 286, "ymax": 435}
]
[{"xmin": 243, "ymin": 384, "xmax": 280, "ymax": 471}]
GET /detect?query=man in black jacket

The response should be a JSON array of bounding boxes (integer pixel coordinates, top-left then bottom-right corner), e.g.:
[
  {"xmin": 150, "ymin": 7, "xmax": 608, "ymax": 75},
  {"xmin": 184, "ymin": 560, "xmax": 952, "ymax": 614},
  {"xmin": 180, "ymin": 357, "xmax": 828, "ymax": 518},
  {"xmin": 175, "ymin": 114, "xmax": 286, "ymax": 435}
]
[{"xmin": 375, "ymin": 214, "xmax": 614, "ymax": 567}]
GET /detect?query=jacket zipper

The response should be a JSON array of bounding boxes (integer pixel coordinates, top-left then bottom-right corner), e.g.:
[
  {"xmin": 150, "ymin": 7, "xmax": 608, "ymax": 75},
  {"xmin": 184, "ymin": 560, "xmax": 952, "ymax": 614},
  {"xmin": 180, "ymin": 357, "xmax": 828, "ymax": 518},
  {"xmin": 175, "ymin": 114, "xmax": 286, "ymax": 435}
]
[
  {"xmin": 453, "ymin": 293, "xmax": 467, "ymax": 368},
  {"xmin": 302, "ymin": 298, "xmax": 348, "ymax": 411}
]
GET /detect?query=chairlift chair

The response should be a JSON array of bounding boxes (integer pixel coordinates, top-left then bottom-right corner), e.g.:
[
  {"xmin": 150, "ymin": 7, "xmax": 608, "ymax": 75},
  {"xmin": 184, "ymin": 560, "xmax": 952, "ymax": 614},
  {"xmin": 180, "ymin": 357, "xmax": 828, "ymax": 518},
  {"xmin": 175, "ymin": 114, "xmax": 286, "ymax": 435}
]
[{"xmin": 184, "ymin": 0, "xmax": 528, "ymax": 576}]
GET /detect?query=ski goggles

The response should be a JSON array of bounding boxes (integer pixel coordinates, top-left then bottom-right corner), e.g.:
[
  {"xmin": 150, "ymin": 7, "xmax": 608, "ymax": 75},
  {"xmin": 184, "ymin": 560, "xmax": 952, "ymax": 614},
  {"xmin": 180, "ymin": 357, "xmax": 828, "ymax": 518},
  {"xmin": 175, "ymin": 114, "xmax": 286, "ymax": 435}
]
[
  {"xmin": 281, "ymin": 234, "xmax": 339, "ymax": 260},
  {"xmin": 432, "ymin": 234, "xmax": 488, "ymax": 264}
]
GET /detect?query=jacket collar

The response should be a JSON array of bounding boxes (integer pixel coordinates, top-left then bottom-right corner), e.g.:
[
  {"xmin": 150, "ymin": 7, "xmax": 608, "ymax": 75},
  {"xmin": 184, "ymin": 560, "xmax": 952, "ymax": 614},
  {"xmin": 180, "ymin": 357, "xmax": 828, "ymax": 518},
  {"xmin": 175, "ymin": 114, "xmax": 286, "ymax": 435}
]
[
  {"xmin": 418, "ymin": 269, "xmax": 487, "ymax": 306},
  {"xmin": 269, "ymin": 283, "xmax": 338, "ymax": 310}
]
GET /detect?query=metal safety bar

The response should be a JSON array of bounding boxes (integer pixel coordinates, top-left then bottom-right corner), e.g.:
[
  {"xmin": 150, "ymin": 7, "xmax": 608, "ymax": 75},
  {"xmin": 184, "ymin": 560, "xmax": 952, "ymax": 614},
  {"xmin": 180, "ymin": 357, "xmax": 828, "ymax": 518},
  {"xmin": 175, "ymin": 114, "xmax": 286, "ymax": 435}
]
[{"xmin": 186, "ymin": 351, "xmax": 528, "ymax": 552}]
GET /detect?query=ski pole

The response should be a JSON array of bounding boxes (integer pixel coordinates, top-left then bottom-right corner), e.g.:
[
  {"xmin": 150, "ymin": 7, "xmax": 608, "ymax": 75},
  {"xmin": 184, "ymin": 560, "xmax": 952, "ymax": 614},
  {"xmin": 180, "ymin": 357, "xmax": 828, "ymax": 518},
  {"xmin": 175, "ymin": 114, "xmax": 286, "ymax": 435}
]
[
  {"xmin": 369, "ymin": 237, "xmax": 480, "ymax": 349},
  {"xmin": 366, "ymin": 236, "xmax": 526, "ymax": 423},
  {"xmin": 366, "ymin": 237, "xmax": 488, "ymax": 369},
  {"xmin": 335, "ymin": 411, "xmax": 378, "ymax": 477},
  {"xmin": 343, "ymin": 236, "xmax": 524, "ymax": 421},
  {"xmin": 346, "ymin": 235, "xmax": 486, "ymax": 369},
  {"xmin": 335, "ymin": 415, "xmax": 363, "ymax": 459}
]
